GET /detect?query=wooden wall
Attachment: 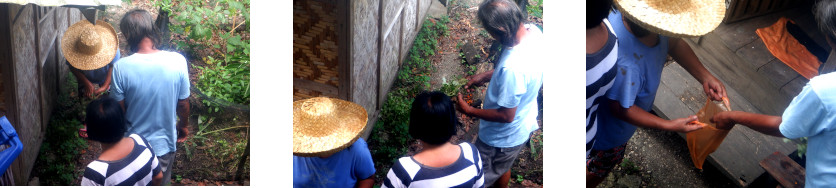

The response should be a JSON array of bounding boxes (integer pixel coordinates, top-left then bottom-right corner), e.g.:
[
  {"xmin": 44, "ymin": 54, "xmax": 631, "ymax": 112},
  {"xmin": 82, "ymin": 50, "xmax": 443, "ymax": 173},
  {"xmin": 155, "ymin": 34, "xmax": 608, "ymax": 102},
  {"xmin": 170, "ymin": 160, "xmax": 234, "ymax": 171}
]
[{"xmin": 0, "ymin": 3, "xmax": 78, "ymax": 185}]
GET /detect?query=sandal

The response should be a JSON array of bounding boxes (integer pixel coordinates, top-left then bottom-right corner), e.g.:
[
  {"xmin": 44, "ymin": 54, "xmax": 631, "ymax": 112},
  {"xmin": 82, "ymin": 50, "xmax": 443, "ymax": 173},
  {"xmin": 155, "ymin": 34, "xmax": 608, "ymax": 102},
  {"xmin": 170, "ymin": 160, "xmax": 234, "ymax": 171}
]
[{"xmin": 79, "ymin": 125, "xmax": 88, "ymax": 138}]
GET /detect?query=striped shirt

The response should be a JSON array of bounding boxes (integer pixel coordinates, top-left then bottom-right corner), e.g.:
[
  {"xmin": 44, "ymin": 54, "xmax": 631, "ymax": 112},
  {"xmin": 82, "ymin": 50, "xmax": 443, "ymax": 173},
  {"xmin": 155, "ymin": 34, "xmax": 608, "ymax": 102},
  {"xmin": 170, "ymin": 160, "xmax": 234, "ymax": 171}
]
[
  {"xmin": 383, "ymin": 142, "xmax": 484, "ymax": 188},
  {"xmin": 81, "ymin": 134, "xmax": 162, "ymax": 186},
  {"xmin": 586, "ymin": 18, "xmax": 618, "ymax": 157}
]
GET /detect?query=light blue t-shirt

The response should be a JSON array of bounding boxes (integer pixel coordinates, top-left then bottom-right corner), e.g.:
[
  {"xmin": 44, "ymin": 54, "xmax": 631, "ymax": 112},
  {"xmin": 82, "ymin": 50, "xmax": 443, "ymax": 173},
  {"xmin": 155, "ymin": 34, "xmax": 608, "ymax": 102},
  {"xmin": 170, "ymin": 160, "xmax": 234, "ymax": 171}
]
[
  {"xmin": 478, "ymin": 24, "xmax": 544, "ymax": 148},
  {"xmin": 594, "ymin": 10, "xmax": 669, "ymax": 150},
  {"xmin": 110, "ymin": 51, "xmax": 190, "ymax": 156},
  {"xmin": 778, "ymin": 72, "xmax": 836, "ymax": 188},
  {"xmin": 293, "ymin": 138, "xmax": 376, "ymax": 188}
]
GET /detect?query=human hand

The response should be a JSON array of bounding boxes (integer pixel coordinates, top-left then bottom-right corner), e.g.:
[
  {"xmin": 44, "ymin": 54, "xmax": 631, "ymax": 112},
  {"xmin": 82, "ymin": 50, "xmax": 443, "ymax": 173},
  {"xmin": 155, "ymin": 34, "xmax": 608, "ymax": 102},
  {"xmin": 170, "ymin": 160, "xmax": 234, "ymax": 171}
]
[
  {"xmin": 177, "ymin": 125, "xmax": 189, "ymax": 142},
  {"xmin": 702, "ymin": 76, "xmax": 727, "ymax": 101},
  {"xmin": 710, "ymin": 111, "xmax": 737, "ymax": 130},
  {"xmin": 464, "ymin": 72, "xmax": 489, "ymax": 89},
  {"xmin": 94, "ymin": 86, "xmax": 108, "ymax": 97},
  {"xmin": 83, "ymin": 82, "xmax": 96, "ymax": 98},
  {"xmin": 455, "ymin": 92, "xmax": 470, "ymax": 114},
  {"xmin": 669, "ymin": 115, "xmax": 705, "ymax": 133}
]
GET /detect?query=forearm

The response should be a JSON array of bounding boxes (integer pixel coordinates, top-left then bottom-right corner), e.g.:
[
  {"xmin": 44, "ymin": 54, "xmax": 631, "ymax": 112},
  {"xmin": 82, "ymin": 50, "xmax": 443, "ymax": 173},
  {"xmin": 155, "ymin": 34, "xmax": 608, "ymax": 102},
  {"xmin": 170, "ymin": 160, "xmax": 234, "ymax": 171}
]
[
  {"xmin": 355, "ymin": 177, "xmax": 374, "ymax": 188},
  {"xmin": 177, "ymin": 99, "xmax": 190, "ymax": 128},
  {"xmin": 669, "ymin": 38, "xmax": 713, "ymax": 83},
  {"xmin": 464, "ymin": 106, "xmax": 515, "ymax": 123},
  {"xmin": 726, "ymin": 111, "xmax": 784, "ymax": 137},
  {"xmin": 100, "ymin": 67, "xmax": 114, "ymax": 90},
  {"xmin": 610, "ymin": 101, "xmax": 674, "ymax": 131},
  {"xmin": 71, "ymin": 68, "xmax": 93, "ymax": 86}
]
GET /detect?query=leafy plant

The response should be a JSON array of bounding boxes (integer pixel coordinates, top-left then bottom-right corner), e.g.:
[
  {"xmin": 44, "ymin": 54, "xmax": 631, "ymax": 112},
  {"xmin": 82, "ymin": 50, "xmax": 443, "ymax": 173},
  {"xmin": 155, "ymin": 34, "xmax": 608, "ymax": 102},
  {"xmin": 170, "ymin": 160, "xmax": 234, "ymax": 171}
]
[
  {"xmin": 784, "ymin": 137, "xmax": 808, "ymax": 158},
  {"xmin": 516, "ymin": 174, "xmax": 524, "ymax": 183},
  {"xmin": 35, "ymin": 73, "xmax": 89, "ymax": 185},
  {"xmin": 440, "ymin": 76, "xmax": 467, "ymax": 97},
  {"xmin": 194, "ymin": 56, "xmax": 251, "ymax": 112},
  {"xmin": 526, "ymin": 0, "xmax": 543, "ymax": 19}
]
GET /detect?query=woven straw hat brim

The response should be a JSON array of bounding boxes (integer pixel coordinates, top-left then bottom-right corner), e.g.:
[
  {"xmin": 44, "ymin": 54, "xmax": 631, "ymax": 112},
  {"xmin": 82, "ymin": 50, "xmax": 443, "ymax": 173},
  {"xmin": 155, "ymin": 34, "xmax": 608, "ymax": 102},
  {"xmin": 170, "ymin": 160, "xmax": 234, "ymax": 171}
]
[
  {"xmin": 62, "ymin": 20, "xmax": 118, "ymax": 71},
  {"xmin": 615, "ymin": 0, "xmax": 725, "ymax": 37},
  {"xmin": 293, "ymin": 97, "xmax": 368, "ymax": 157}
]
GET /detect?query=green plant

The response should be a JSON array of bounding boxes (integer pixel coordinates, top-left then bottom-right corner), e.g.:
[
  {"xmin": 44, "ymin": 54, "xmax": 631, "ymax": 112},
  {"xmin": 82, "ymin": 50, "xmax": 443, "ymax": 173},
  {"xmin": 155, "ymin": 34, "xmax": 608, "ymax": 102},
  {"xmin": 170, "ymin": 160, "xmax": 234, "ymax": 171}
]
[
  {"xmin": 35, "ymin": 73, "xmax": 89, "ymax": 185},
  {"xmin": 784, "ymin": 137, "xmax": 808, "ymax": 158},
  {"xmin": 175, "ymin": 175, "xmax": 183, "ymax": 183},
  {"xmin": 527, "ymin": 0, "xmax": 543, "ymax": 19},
  {"xmin": 620, "ymin": 159, "xmax": 640, "ymax": 174},
  {"xmin": 156, "ymin": 0, "xmax": 251, "ymax": 112},
  {"xmin": 440, "ymin": 77, "xmax": 467, "ymax": 97},
  {"xmin": 516, "ymin": 174, "xmax": 524, "ymax": 183}
]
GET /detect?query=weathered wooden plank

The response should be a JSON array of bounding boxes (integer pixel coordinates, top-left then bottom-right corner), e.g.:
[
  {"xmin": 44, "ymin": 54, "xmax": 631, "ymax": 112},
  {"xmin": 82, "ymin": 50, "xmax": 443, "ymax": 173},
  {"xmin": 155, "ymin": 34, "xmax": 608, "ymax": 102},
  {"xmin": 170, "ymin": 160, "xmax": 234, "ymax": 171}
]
[
  {"xmin": 760, "ymin": 151, "xmax": 805, "ymax": 188},
  {"xmin": 685, "ymin": 32, "xmax": 788, "ymax": 116},
  {"xmin": 780, "ymin": 76, "xmax": 808, "ymax": 102},
  {"xmin": 734, "ymin": 39, "xmax": 774, "ymax": 70},
  {"xmin": 758, "ymin": 58, "xmax": 801, "ymax": 90}
]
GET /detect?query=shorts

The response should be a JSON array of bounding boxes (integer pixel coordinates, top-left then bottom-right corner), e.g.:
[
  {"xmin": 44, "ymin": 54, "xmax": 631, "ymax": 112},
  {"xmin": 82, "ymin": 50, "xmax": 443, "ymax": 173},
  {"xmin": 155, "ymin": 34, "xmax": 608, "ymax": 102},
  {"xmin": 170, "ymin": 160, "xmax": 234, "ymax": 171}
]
[
  {"xmin": 586, "ymin": 143, "xmax": 627, "ymax": 178},
  {"xmin": 475, "ymin": 138, "xmax": 526, "ymax": 186},
  {"xmin": 157, "ymin": 152, "xmax": 176, "ymax": 185}
]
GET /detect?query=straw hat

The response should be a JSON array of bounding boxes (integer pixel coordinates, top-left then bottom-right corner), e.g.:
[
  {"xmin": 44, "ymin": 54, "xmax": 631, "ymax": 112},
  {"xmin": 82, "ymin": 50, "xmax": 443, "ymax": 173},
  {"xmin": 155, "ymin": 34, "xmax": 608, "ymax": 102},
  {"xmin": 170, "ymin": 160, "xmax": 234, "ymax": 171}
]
[
  {"xmin": 615, "ymin": 0, "xmax": 725, "ymax": 37},
  {"xmin": 62, "ymin": 20, "xmax": 118, "ymax": 70},
  {"xmin": 293, "ymin": 97, "xmax": 368, "ymax": 157}
]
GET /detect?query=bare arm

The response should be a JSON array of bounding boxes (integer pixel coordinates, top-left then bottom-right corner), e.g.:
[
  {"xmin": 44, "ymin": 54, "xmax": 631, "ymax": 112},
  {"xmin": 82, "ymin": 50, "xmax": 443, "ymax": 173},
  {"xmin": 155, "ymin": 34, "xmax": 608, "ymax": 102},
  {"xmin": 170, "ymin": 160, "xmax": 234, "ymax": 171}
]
[
  {"xmin": 94, "ymin": 66, "xmax": 114, "ymax": 95},
  {"xmin": 151, "ymin": 171, "xmax": 163, "ymax": 186},
  {"xmin": 71, "ymin": 67, "xmax": 96, "ymax": 98},
  {"xmin": 711, "ymin": 111, "xmax": 784, "ymax": 137},
  {"xmin": 355, "ymin": 176, "xmax": 374, "ymax": 188},
  {"xmin": 668, "ymin": 38, "xmax": 727, "ymax": 101},
  {"xmin": 464, "ymin": 70, "xmax": 494, "ymax": 89},
  {"xmin": 176, "ymin": 98, "xmax": 190, "ymax": 142},
  {"xmin": 608, "ymin": 99, "xmax": 703, "ymax": 133}
]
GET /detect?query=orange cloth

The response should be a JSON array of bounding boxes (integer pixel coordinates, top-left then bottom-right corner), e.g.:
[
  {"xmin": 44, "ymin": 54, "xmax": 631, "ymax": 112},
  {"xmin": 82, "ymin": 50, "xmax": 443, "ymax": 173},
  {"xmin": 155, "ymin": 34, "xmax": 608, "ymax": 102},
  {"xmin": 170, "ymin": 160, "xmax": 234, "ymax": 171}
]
[
  {"xmin": 686, "ymin": 99, "xmax": 731, "ymax": 169},
  {"xmin": 756, "ymin": 17, "xmax": 821, "ymax": 79}
]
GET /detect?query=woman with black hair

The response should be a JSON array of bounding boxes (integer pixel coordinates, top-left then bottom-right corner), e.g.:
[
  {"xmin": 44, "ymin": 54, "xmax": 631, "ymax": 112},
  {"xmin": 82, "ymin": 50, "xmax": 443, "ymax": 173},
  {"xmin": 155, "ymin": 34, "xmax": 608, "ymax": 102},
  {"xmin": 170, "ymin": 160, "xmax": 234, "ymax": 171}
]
[
  {"xmin": 382, "ymin": 91, "xmax": 484, "ymax": 188},
  {"xmin": 80, "ymin": 97, "xmax": 163, "ymax": 186}
]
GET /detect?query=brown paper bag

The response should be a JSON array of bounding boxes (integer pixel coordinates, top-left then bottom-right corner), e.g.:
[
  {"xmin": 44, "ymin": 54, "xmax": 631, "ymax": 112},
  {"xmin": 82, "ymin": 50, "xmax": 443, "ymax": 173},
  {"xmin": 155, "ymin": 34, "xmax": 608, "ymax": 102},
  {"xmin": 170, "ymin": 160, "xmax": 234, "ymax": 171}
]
[{"xmin": 686, "ymin": 99, "xmax": 731, "ymax": 169}]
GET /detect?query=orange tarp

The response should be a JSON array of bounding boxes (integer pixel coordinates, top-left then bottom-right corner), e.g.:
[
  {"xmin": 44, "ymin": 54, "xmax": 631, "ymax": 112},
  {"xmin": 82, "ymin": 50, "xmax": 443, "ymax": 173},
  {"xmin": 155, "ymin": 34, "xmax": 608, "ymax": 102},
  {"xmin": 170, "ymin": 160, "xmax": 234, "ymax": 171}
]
[{"xmin": 756, "ymin": 17, "xmax": 820, "ymax": 79}]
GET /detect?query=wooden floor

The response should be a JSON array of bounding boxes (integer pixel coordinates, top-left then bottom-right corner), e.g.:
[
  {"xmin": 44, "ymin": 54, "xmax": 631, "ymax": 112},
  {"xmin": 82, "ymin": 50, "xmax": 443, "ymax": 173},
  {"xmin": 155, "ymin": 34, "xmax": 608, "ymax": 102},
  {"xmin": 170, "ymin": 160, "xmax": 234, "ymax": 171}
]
[{"xmin": 651, "ymin": 4, "xmax": 825, "ymax": 187}]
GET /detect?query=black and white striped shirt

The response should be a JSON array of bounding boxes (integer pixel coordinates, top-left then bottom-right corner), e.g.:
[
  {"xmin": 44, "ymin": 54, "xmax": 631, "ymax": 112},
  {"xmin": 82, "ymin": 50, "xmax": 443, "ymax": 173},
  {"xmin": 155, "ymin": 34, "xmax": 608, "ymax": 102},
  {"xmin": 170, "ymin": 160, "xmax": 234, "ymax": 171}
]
[
  {"xmin": 383, "ymin": 142, "xmax": 484, "ymax": 188},
  {"xmin": 81, "ymin": 134, "xmax": 162, "ymax": 186},
  {"xmin": 587, "ymin": 18, "xmax": 618, "ymax": 157}
]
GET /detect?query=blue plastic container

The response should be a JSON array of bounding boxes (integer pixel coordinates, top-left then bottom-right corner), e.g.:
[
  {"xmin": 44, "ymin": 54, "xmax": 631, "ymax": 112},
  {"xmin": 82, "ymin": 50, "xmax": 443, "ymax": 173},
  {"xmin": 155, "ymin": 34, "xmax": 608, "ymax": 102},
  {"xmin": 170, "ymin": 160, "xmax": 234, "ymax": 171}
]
[{"xmin": 0, "ymin": 116, "xmax": 23, "ymax": 177}]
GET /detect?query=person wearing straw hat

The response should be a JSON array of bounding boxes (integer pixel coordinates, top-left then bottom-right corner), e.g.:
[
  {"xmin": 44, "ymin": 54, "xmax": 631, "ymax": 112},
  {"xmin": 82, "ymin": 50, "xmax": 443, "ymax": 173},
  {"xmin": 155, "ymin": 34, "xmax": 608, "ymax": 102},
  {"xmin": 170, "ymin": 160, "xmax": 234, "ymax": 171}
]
[
  {"xmin": 710, "ymin": 1, "xmax": 836, "ymax": 187},
  {"xmin": 110, "ymin": 9, "xmax": 191, "ymax": 185},
  {"xmin": 382, "ymin": 91, "xmax": 485, "ymax": 188},
  {"xmin": 587, "ymin": 0, "xmax": 729, "ymax": 186},
  {"xmin": 455, "ymin": 0, "xmax": 544, "ymax": 187},
  {"xmin": 293, "ymin": 97, "xmax": 376, "ymax": 188},
  {"xmin": 62, "ymin": 20, "xmax": 122, "ymax": 99}
]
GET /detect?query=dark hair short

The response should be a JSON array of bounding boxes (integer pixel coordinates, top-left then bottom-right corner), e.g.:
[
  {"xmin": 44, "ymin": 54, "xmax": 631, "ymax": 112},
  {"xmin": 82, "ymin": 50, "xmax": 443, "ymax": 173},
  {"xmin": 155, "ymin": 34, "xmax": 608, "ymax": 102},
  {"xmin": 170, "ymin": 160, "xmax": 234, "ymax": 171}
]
[
  {"xmin": 478, "ymin": 0, "xmax": 527, "ymax": 47},
  {"xmin": 86, "ymin": 97, "xmax": 127, "ymax": 144},
  {"xmin": 120, "ymin": 9, "xmax": 160, "ymax": 53},
  {"xmin": 816, "ymin": 0, "xmax": 836, "ymax": 40},
  {"xmin": 587, "ymin": 0, "xmax": 614, "ymax": 29},
  {"xmin": 409, "ymin": 91, "xmax": 457, "ymax": 146}
]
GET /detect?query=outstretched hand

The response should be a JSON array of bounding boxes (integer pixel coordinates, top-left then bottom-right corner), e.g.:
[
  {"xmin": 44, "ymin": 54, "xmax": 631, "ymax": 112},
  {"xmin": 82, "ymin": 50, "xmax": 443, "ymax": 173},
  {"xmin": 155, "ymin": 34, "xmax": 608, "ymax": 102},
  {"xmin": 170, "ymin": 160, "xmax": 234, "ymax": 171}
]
[
  {"xmin": 455, "ymin": 92, "xmax": 470, "ymax": 114},
  {"xmin": 710, "ymin": 111, "xmax": 736, "ymax": 130},
  {"xmin": 669, "ymin": 115, "xmax": 705, "ymax": 133},
  {"xmin": 177, "ymin": 125, "xmax": 189, "ymax": 142}
]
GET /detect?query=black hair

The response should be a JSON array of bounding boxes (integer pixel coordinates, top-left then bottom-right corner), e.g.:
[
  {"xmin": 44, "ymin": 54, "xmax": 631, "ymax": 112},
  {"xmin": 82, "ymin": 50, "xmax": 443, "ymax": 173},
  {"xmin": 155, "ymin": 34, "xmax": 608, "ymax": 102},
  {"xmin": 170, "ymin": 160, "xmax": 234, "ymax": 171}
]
[
  {"xmin": 816, "ymin": 0, "xmax": 836, "ymax": 41},
  {"xmin": 86, "ymin": 96, "xmax": 127, "ymax": 144},
  {"xmin": 409, "ymin": 91, "xmax": 457, "ymax": 146},
  {"xmin": 120, "ymin": 9, "xmax": 160, "ymax": 53},
  {"xmin": 587, "ymin": 0, "xmax": 614, "ymax": 29},
  {"xmin": 478, "ymin": 0, "xmax": 527, "ymax": 47},
  {"xmin": 624, "ymin": 17, "xmax": 652, "ymax": 38}
]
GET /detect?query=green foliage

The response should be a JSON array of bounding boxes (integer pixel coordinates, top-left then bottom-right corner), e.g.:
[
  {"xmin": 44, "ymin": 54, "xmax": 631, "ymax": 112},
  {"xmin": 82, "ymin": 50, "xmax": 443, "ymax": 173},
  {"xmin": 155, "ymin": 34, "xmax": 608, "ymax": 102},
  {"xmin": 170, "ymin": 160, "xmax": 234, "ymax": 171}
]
[
  {"xmin": 620, "ymin": 159, "xmax": 640, "ymax": 174},
  {"xmin": 157, "ymin": 0, "xmax": 251, "ymax": 111},
  {"xmin": 527, "ymin": 0, "xmax": 543, "ymax": 19},
  {"xmin": 784, "ymin": 137, "xmax": 808, "ymax": 158},
  {"xmin": 36, "ymin": 73, "xmax": 89, "ymax": 185},
  {"xmin": 370, "ymin": 17, "xmax": 450, "ymax": 180},
  {"xmin": 440, "ymin": 76, "xmax": 466, "ymax": 97},
  {"xmin": 516, "ymin": 174, "xmax": 524, "ymax": 183}
]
